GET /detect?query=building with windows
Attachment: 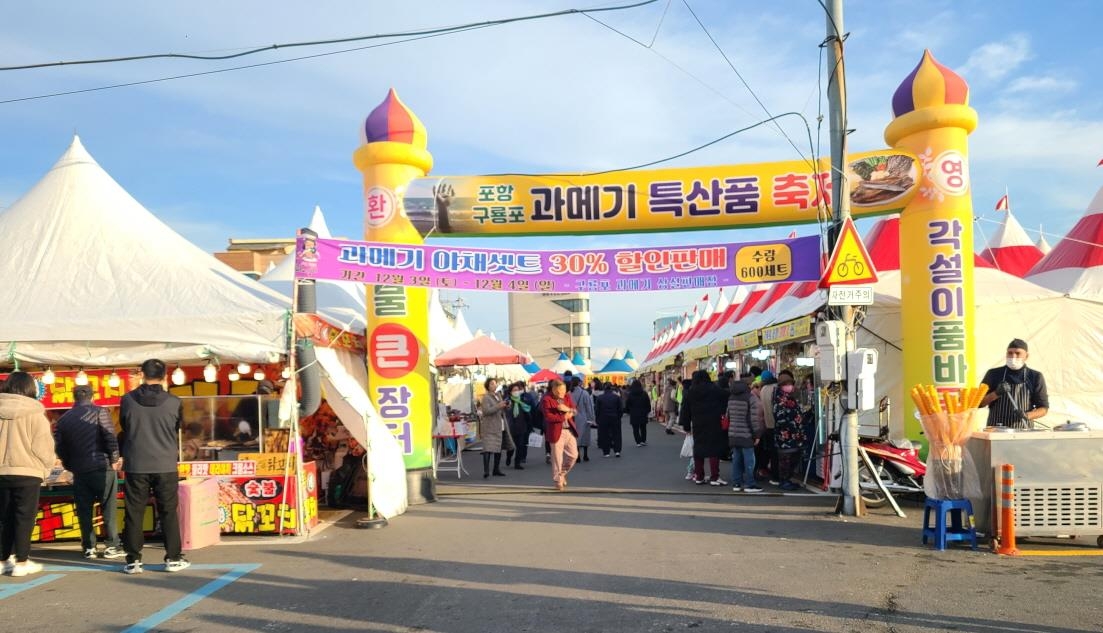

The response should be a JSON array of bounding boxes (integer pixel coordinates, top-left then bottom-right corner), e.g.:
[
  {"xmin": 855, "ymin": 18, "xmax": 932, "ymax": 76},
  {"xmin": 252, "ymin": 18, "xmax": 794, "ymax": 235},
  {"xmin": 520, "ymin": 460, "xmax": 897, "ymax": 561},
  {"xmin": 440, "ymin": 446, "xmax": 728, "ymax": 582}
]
[
  {"xmin": 213, "ymin": 238, "xmax": 295, "ymax": 279},
  {"xmin": 508, "ymin": 292, "xmax": 591, "ymax": 371}
]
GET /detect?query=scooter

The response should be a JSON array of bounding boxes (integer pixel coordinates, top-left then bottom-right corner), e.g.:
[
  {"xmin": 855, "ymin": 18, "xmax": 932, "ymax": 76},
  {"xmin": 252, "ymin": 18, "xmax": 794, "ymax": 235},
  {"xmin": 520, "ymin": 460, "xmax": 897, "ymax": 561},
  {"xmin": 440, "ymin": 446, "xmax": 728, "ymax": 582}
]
[{"xmin": 857, "ymin": 397, "xmax": 926, "ymax": 508}]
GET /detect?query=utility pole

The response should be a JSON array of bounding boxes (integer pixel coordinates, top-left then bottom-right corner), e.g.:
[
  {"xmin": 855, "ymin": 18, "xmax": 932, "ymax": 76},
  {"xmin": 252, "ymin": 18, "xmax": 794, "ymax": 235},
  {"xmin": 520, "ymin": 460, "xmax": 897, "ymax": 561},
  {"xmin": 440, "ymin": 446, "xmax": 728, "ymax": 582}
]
[{"xmin": 826, "ymin": 0, "xmax": 860, "ymax": 516}]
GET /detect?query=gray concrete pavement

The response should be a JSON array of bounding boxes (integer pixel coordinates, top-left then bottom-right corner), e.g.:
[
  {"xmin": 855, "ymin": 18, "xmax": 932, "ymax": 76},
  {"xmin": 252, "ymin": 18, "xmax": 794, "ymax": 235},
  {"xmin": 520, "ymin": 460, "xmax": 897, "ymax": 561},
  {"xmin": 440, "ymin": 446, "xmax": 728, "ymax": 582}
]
[{"xmin": 3, "ymin": 421, "xmax": 1101, "ymax": 632}]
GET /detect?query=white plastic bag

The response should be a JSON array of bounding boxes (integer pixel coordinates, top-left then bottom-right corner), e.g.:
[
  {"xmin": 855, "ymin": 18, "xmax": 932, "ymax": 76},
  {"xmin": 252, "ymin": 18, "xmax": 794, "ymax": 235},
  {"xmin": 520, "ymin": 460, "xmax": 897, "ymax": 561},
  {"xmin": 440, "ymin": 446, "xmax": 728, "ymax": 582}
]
[
  {"xmin": 527, "ymin": 431, "xmax": 545, "ymax": 449},
  {"xmin": 679, "ymin": 434, "xmax": 694, "ymax": 458}
]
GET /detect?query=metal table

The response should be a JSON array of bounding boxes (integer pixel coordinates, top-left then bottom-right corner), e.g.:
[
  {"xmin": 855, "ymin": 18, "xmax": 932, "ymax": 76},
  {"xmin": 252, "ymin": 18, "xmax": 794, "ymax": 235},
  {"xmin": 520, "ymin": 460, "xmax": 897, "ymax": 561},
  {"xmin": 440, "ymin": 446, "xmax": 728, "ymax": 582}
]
[{"xmin": 965, "ymin": 429, "xmax": 1103, "ymax": 541}]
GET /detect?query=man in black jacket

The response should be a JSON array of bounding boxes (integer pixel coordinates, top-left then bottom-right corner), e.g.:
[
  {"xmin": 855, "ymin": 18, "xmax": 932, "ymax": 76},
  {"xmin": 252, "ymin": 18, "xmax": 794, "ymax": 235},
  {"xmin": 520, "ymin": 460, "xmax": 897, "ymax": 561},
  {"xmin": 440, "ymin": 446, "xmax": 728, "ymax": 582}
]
[
  {"xmin": 119, "ymin": 359, "xmax": 188, "ymax": 574},
  {"xmin": 54, "ymin": 385, "xmax": 124, "ymax": 559}
]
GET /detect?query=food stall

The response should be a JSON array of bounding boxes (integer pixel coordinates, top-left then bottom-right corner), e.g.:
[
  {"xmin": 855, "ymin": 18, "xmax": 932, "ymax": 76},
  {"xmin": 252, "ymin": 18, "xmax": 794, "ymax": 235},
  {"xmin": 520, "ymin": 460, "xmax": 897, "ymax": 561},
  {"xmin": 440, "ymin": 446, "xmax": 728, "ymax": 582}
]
[
  {"xmin": 965, "ymin": 427, "xmax": 1103, "ymax": 541},
  {"xmin": 27, "ymin": 366, "xmax": 319, "ymax": 543}
]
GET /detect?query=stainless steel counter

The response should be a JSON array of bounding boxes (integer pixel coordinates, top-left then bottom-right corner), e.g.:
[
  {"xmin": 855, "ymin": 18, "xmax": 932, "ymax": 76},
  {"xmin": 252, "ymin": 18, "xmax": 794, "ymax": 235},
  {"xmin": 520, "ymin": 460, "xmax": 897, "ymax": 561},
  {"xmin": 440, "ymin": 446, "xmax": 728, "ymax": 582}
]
[{"xmin": 964, "ymin": 429, "xmax": 1103, "ymax": 539}]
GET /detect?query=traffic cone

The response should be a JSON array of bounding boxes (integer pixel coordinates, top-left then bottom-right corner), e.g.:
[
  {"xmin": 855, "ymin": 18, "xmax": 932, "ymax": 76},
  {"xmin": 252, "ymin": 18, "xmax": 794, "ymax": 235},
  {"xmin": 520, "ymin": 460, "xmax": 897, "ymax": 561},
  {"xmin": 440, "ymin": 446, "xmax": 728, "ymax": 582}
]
[{"xmin": 996, "ymin": 463, "xmax": 1019, "ymax": 556}]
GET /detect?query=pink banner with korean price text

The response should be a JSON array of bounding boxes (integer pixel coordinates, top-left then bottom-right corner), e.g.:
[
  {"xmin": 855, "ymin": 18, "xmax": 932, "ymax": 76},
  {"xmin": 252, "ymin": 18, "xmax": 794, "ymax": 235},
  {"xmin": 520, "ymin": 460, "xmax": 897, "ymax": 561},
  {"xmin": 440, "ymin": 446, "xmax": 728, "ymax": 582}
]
[{"xmin": 295, "ymin": 235, "xmax": 822, "ymax": 293}]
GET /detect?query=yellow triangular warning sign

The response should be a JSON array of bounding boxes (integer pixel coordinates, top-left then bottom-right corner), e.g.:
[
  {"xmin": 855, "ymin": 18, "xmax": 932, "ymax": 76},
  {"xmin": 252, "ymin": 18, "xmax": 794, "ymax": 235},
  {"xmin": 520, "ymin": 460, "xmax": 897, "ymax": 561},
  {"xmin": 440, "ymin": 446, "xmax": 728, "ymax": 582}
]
[{"xmin": 820, "ymin": 217, "xmax": 879, "ymax": 287}]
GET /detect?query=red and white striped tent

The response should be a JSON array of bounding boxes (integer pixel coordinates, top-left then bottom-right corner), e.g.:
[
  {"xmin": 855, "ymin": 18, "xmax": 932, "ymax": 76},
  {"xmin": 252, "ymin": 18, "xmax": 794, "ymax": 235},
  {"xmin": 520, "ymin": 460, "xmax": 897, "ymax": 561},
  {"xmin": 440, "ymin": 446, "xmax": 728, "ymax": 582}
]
[
  {"xmin": 978, "ymin": 210, "xmax": 1045, "ymax": 277},
  {"xmin": 1026, "ymin": 186, "xmax": 1103, "ymax": 300}
]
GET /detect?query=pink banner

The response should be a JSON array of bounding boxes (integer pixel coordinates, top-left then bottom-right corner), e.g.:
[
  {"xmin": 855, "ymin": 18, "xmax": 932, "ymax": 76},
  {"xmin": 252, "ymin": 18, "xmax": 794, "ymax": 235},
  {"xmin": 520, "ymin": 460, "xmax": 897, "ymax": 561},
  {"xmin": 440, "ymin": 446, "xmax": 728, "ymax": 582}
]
[{"xmin": 295, "ymin": 235, "xmax": 821, "ymax": 293}]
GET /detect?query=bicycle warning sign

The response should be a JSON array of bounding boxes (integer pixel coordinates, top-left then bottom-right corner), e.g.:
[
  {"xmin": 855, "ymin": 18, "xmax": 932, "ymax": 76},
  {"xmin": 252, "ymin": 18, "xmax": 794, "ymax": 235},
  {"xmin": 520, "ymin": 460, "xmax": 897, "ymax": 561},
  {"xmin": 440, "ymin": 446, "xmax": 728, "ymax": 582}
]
[{"xmin": 819, "ymin": 216, "xmax": 878, "ymax": 287}]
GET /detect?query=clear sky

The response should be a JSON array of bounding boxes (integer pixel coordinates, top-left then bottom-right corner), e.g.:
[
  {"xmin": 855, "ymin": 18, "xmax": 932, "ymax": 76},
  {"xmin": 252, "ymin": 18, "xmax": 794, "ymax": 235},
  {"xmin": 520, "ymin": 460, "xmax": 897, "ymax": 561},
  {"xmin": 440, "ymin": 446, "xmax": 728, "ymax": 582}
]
[{"xmin": 2, "ymin": 1, "xmax": 1101, "ymax": 365}]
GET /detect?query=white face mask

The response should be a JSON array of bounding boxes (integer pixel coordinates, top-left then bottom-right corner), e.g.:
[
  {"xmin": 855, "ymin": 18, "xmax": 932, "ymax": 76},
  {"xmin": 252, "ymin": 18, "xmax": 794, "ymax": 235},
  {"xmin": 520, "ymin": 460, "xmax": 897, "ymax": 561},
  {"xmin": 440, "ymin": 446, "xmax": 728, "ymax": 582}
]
[{"xmin": 1006, "ymin": 357, "xmax": 1025, "ymax": 371}]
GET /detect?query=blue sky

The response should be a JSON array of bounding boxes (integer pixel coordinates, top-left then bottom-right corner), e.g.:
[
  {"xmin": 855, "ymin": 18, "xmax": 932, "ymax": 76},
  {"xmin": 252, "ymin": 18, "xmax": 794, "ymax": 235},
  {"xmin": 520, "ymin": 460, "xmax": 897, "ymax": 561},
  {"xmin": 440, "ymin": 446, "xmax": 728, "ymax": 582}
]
[{"xmin": 2, "ymin": 1, "xmax": 1101, "ymax": 364}]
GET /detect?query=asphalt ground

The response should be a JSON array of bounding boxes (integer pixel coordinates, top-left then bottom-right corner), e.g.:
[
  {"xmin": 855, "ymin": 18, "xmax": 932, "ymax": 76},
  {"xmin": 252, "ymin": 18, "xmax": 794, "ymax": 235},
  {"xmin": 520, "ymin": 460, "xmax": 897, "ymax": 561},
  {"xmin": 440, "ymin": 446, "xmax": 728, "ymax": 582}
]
[{"xmin": 3, "ymin": 420, "xmax": 1101, "ymax": 632}]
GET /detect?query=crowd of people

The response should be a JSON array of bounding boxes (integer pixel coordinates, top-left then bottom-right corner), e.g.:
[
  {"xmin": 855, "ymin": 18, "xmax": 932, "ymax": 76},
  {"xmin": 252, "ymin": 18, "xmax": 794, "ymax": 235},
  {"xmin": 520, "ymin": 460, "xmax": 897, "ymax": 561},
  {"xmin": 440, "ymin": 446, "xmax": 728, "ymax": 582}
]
[
  {"xmin": 0, "ymin": 359, "xmax": 190, "ymax": 578},
  {"xmin": 475, "ymin": 373, "xmax": 660, "ymax": 491},
  {"xmin": 472, "ymin": 367, "xmax": 814, "ymax": 494}
]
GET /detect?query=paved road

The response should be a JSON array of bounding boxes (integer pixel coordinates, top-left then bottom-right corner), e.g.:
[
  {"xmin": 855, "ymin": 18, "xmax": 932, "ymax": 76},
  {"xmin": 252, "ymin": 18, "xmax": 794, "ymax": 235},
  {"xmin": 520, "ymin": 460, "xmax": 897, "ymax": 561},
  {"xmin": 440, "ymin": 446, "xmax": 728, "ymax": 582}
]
[{"xmin": 4, "ymin": 422, "xmax": 1101, "ymax": 632}]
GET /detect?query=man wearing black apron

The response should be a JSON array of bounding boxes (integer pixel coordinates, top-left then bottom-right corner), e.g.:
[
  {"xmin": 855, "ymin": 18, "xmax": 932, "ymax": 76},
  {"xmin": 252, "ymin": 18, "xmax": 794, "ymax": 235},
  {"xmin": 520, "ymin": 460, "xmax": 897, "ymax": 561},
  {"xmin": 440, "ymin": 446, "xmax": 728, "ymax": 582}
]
[{"xmin": 980, "ymin": 338, "xmax": 1049, "ymax": 429}]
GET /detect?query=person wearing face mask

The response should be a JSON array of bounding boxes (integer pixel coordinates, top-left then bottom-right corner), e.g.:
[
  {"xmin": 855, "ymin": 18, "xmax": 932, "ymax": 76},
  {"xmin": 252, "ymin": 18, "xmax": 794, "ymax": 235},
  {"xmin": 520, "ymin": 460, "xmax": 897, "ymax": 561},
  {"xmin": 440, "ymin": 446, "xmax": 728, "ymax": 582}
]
[
  {"xmin": 979, "ymin": 339, "xmax": 1049, "ymax": 429},
  {"xmin": 771, "ymin": 370, "xmax": 806, "ymax": 491},
  {"xmin": 504, "ymin": 382, "xmax": 533, "ymax": 470}
]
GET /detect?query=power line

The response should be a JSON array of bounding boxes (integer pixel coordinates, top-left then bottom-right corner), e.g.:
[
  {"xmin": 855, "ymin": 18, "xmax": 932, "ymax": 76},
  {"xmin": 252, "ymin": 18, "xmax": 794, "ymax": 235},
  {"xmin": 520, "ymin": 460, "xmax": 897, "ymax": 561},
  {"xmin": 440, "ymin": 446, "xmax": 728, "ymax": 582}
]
[
  {"xmin": 0, "ymin": 1, "xmax": 661, "ymax": 105},
  {"xmin": 0, "ymin": 25, "xmax": 489, "ymax": 105},
  {"xmin": 0, "ymin": 0, "xmax": 660, "ymax": 72},
  {"xmin": 679, "ymin": 0, "xmax": 808, "ymax": 163}
]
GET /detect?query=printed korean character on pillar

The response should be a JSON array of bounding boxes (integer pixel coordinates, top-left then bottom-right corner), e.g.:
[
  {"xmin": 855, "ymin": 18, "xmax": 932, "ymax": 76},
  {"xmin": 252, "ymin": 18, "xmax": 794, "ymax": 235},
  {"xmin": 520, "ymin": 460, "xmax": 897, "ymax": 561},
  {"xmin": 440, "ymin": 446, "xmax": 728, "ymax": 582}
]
[
  {"xmin": 931, "ymin": 320, "xmax": 966, "ymax": 352},
  {"xmin": 933, "ymin": 353, "xmax": 966, "ymax": 384},
  {"xmin": 929, "ymin": 253, "xmax": 964, "ymax": 284},
  {"xmin": 928, "ymin": 219, "xmax": 963, "ymax": 248},
  {"xmin": 378, "ymin": 385, "xmax": 414, "ymax": 454}
]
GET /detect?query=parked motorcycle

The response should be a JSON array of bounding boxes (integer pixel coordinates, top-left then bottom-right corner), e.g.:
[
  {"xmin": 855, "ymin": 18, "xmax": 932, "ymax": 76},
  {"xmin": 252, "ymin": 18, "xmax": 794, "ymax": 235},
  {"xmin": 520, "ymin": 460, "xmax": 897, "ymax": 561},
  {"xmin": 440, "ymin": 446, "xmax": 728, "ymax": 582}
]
[{"xmin": 858, "ymin": 397, "xmax": 926, "ymax": 508}]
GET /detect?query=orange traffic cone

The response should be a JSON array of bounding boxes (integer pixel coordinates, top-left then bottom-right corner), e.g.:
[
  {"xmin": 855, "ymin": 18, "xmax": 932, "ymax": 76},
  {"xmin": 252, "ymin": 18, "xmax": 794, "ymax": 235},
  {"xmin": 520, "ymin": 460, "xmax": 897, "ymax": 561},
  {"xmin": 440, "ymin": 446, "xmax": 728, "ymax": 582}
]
[{"xmin": 996, "ymin": 463, "xmax": 1019, "ymax": 556}]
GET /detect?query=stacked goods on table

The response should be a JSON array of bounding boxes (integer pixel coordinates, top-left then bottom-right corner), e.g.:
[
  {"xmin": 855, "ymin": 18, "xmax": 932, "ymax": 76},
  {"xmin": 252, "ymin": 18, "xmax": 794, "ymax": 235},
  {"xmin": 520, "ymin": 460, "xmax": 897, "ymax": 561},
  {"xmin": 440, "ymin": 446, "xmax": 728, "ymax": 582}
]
[{"xmin": 910, "ymin": 384, "xmax": 988, "ymax": 499}]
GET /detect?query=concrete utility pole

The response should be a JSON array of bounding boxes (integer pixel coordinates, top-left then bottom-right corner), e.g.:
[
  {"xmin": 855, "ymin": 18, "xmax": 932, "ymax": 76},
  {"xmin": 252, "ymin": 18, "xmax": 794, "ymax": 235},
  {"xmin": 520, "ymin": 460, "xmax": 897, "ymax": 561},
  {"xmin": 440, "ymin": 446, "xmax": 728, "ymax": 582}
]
[{"xmin": 825, "ymin": 0, "xmax": 860, "ymax": 516}]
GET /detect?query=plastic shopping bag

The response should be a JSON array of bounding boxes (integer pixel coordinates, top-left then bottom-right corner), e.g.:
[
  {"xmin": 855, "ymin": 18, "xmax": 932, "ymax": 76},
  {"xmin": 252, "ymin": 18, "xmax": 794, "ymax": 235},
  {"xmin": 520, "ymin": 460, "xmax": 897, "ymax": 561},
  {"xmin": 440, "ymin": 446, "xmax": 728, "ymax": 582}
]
[
  {"xmin": 679, "ymin": 434, "xmax": 694, "ymax": 458},
  {"xmin": 527, "ymin": 431, "xmax": 545, "ymax": 449}
]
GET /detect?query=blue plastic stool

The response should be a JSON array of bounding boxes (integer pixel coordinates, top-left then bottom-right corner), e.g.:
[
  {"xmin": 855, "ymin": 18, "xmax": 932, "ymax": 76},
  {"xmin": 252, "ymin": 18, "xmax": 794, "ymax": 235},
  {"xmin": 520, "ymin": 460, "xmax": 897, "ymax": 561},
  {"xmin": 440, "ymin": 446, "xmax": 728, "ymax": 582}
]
[{"xmin": 922, "ymin": 498, "xmax": 978, "ymax": 551}]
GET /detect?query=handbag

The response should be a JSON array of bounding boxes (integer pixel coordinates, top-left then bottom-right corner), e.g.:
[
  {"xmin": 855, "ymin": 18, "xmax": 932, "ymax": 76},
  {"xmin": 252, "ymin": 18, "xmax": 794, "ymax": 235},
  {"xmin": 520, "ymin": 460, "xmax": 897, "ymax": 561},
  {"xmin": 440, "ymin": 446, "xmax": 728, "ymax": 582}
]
[
  {"xmin": 527, "ymin": 431, "xmax": 545, "ymax": 449},
  {"xmin": 679, "ymin": 434, "xmax": 694, "ymax": 458},
  {"xmin": 720, "ymin": 413, "xmax": 730, "ymax": 431}
]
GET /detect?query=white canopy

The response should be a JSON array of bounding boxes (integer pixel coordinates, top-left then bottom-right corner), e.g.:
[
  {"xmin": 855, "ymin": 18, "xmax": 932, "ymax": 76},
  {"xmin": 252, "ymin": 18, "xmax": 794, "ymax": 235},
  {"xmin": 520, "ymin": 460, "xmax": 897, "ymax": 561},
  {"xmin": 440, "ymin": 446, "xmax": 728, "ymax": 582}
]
[{"xmin": 0, "ymin": 136, "xmax": 289, "ymax": 366}]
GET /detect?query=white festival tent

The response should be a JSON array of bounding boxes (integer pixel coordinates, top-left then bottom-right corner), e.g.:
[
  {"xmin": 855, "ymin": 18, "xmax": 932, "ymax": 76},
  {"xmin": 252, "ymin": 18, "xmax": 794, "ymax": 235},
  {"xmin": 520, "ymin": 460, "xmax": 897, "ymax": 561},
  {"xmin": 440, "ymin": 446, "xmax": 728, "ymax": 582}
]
[
  {"xmin": 1036, "ymin": 229, "xmax": 1052, "ymax": 256},
  {"xmin": 0, "ymin": 136, "xmax": 289, "ymax": 366},
  {"xmin": 259, "ymin": 205, "xmax": 367, "ymax": 336},
  {"xmin": 642, "ymin": 213, "xmax": 1103, "ymax": 431},
  {"xmin": 0, "ymin": 137, "xmax": 411, "ymax": 518}
]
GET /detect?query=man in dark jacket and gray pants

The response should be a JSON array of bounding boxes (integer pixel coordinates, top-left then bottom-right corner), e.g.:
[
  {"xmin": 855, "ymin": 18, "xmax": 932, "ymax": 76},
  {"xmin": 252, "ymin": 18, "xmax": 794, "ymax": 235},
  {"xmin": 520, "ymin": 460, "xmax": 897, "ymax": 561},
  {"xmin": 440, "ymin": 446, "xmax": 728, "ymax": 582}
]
[
  {"xmin": 119, "ymin": 359, "xmax": 188, "ymax": 574},
  {"xmin": 54, "ymin": 385, "xmax": 124, "ymax": 559}
]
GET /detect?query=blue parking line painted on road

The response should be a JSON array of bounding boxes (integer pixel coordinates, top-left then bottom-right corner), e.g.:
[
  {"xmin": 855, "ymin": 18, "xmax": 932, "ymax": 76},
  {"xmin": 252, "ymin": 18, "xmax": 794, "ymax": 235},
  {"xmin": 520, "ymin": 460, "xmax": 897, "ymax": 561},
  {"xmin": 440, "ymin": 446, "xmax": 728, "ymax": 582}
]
[
  {"xmin": 0, "ymin": 574, "xmax": 64, "ymax": 599},
  {"xmin": 120, "ymin": 564, "xmax": 260, "ymax": 633}
]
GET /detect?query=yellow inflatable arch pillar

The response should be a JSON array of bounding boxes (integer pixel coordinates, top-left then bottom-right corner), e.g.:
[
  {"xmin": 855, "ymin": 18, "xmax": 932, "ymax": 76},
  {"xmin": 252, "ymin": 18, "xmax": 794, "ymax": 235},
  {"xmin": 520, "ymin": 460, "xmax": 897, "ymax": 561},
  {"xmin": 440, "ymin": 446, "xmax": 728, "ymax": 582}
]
[
  {"xmin": 354, "ymin": 89, "xmax": 436, "ymax": 503},
  {"xmin": 885, "ymin": 51, "xmax": 978, "ymax": 450}
]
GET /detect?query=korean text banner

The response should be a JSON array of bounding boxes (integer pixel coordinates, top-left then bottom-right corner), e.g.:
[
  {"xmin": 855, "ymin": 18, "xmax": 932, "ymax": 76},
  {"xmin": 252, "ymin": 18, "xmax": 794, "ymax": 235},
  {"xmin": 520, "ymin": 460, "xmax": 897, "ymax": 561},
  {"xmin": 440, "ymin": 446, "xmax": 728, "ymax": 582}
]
[
  {"xmin": 400, "ymin": 150, "xmax": 918, "ymax": 237},
  {"xmin": 296, "ymin": 235, "xmax": 822, "ymax": 293}
]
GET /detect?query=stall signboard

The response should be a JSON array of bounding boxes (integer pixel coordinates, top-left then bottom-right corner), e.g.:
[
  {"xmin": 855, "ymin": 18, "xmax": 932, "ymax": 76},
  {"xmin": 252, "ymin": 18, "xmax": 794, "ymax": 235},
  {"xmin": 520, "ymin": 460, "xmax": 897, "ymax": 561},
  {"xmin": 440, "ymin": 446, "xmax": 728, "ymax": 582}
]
[
  {"xmin": 401, "ymin": 150, "xmax": 918, "ymax": 236},
  {"xmin": 685, "ymin": 344, "xmax": 711, "ymax": 360},
  {"xmin": 178, "ymin": 460, "xmax": 257, "ymax": 478},
  {"xmin": 238, "ymin": 452, "xmax": 297, "ymax": 476},
  {"xmin": 216, "ymin": 461, "xmax": 318, "ymax": 535},
  {"xmin": 296, "ymin": 313, "xmax": 367, "ymax": 353},
  {"xmin": 761, "ymin": 316, "xmax": 813, "ymax": 345},
  {"xmin": 297, "ymin": 234, "xmax": 822, "ymax": 293},
  {"xmin": 0, "ymin": 369, "xmax": 131, "ymax": 409},
  {"xmin": 731, "ymin": 331, "xmax": 761, "ymax": 351}
]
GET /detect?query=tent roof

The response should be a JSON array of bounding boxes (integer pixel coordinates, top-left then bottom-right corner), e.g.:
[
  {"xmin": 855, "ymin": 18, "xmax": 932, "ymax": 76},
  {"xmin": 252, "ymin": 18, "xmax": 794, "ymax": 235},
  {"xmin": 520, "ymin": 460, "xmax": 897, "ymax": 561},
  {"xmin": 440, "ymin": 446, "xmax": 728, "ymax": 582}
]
[
  {"xmin": 1026, "ymin": 186, "xmax": 1103, "ymax": 297},
  {"xmin": 0, "ymin": 136, "xmax": 288, "ymax": 366},
  {"xmin": 622, "ymin": 349, "xmax": 639, "ymax": 369},
  {"xmin": 550, "ymin": 352, "xmax": 579, "ymax": 374},
  {"xmin": 434, "ymin": 334, "xmax": 527, "ymax": 367},
  {"xmin": 259, "ymin": 205, "xmax": 367, "ymax": 334},
  {"xmin": 528, "ymin": 368, "xmax": 561, "ymax": 383},
  {"xmin": 595, "ymin": 357, "xmax": 633, "ymax": 374},
  {"xmin": 978, "ymin": 211, "xmax": 1044, "ymax": 277},
  {"xmin": 1037, "ymin": 232, "xmax": 1052, "ymax": 255}
]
